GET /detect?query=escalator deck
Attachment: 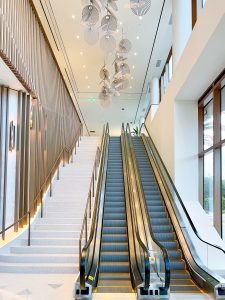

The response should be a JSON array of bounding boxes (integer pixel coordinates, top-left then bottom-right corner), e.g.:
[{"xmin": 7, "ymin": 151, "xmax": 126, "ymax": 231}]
[
  {"xmin": 133, "ymin": 137, "xmax": 202, "ymax": 293},
  {"xmin": 97, "ymin": 137, "xmax": 133, "ymax": 293}
]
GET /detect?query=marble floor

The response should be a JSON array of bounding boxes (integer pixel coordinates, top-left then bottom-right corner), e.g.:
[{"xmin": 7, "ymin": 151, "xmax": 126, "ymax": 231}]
[{"xmin": 0, "ymin": 273, "xmax": 213, "ymax": 300}]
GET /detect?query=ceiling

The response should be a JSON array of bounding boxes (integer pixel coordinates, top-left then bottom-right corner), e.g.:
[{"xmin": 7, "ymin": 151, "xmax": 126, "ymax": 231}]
[{"xmin": 32, "ymin": 0, "xmax": 172, "ymax": 135}]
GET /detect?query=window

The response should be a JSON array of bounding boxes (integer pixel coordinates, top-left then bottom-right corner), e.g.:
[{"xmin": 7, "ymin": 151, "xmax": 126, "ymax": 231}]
[
  {"xmin": 222, "ymin": 145, "xmax": 225, "ymax": 240},
  {"xmin": 203, "ymin": 99, "xmax": 213, "ymax": 150},
  {"xmin": 202, "ymin": 0, "xmax": 206, "ymax": 7},
  {"xmin": 199, "ymin": 69, "xmax": 225, "ymax": 238},
  {"xmin": 221, "ymin": 87, "xmax": 225, "ymax": 140},
  {"xmin": 159, "ymin": 48, "xmax": 173, "ymax": 101},
  {"xmin": 204, "ymin": 151, "xmax": 214, "ymax": 224}
]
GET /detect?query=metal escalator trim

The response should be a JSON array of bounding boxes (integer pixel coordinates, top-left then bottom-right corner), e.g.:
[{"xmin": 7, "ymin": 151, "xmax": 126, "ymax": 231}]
[
  {"xmin": 126, "ymin": 124, "xmax": 170, "ymax": 293},
  {"xmin": 80, "ymin": 123, "xmax": 109, "ymax": 289},
  {"xmin": 141, "ymin": 126, "xmax": 225, "ymax": 291},
  {"xmin": 121, "ymin": 124, "xmax": 150, "ymax": 291}
]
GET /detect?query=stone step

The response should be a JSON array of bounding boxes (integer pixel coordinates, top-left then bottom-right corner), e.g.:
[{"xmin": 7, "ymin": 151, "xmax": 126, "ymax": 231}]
[
  {"xmin": 22, "ymin": 238, "xmax": 79, "ymax": 246},
  {"xmin": 10, "ymin": 246, "xmax": 79, "ymax": 255},
  {"xmin": 0, "ymin": 262, "xmax": 79, "ymax": 273},
  {"xmin": 0, "ymin": 254, "xmax": 79, "ymax": 264},
  {"xmin": 31, "ymin": 230, "xmax": 80, "ymax": 238}
]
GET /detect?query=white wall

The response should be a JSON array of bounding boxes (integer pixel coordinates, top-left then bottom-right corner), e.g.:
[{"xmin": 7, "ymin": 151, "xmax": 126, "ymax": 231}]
[{"xmin": 145, "ymin": 0, "xmax": 225, "ymax": 267}]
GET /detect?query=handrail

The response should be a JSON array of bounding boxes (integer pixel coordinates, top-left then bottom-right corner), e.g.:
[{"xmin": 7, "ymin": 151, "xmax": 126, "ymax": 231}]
[
  {"xmin": 126, "ymin": 124, "xmax": 170, "ymax": 292},
  {"xmin": 79, "ymin": 123, "xmax": 109, "ymax": 290},
  {"xmin": 79, "ymin": 145, "xmax": 101, "ymax": 257},
  {"xmin": 121, "ymin": 123, "xmax": 150, "ymax": 290},
  {"xmin": 143, "ymin": 124, "xmax": 225, "ymax": 255},
  {"xmin": 0, "ymin": 123, "xmax": 83, "ymax": 243}
]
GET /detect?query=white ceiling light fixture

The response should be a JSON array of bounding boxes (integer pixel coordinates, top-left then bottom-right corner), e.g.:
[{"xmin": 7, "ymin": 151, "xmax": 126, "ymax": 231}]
[
  {"xmin": 84, "ymin": 25, "xmax": 99, "ymax": 45},
  {"xmin": 130, "ymin": 0, "xmax": 151, "ymax": 16},
  {"xmin": 136, "ymin": 35, "xmax": 140, "ymax": 40}
]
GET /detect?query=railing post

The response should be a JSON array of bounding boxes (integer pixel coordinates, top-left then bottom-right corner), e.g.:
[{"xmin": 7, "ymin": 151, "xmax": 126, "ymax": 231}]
[
  {"xmin": 28, "ymin": 212, "xmax": 31, "ymax": 246},
  {"xmin": 63, "ymin": 151, "xmax": 65, "ymax": 167},
  {"xmin": 71, "ymin": 151, "xmax": 73, "ymax": 163},
  {"xmin": 92, "ymin": 173, "xmax": 95, "ymax": 197},
  {"xmin": 78, "ymin": 137, "xmax": 80, "ymax": 147},
  {"xmin": 89, "ymin": 191, "xmax": 91, "ymax": 218},
  {"xmin": 75, "ymin": 144, "xmax": 76, "ymax": 155},
  {"xmin": 57, "ymin": 166, "xmax": 60, "ymax": 180},
  {"xmin": 85, "ymin": 214, "xmax": 87, "ymax": 243},
  {"xmin": 41, "ymin": 190, "xmax": 43, "ymax": 218},
  {"xmin": 50, "ymin": 174, "xmax": 52, "ymax": 197},
  {"xmin": 94, "ymin": 160, "xmax": 97, "ymax": 180}
]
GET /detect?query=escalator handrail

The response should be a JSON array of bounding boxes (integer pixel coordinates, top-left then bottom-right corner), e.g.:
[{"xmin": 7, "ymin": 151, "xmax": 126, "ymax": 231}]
[
  {"xmin": 126, "ymin": 124, "xmax": 170, "ymax": 292},
  {"xmin": 143, "ymin": 124, "xmax": 225, "ymax": 255},
  {"xmin": 80, "ymin": 123, "xmax": 109, "ymax": 289},
  {"xmin": 121, "ymin": 123, "xmax": 150, "ymax": 290}
]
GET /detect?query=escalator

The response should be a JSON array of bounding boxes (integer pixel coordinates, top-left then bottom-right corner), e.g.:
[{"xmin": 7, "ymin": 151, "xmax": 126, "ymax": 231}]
[
  {"xmin": 76, "ymin": 125, "xmax": 156, "ymax": 299},
  {"xmin": 132, "ymin": 137, "xmax": 200, "ymax": 293},
  {"xmin": 124, "ymin": 123, "xmax": 225, "ymax": 298},
  {"xmin": 97, "ymin": 137, "xmax": 132, "ymax": 293}
]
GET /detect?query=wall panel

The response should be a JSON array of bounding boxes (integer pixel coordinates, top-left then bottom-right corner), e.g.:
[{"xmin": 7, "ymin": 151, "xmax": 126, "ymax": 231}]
[{"xmin": 0, "ymin": 0, "xmax": 81, "ymax": 231}]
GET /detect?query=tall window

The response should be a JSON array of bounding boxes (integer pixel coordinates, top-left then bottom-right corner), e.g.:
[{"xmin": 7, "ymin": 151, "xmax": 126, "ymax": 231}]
[
  {"xmin": 160, "ymin": 48, "xmax": 173, "ymax": 101},
  {"xmin": 199, "ymin": 70, "xmax": 225, "ymax": 239}
]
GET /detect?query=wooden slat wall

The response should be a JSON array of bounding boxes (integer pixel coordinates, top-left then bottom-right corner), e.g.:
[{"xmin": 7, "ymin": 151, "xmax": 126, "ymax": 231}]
[{"xmin": 0, "ymin": 1, "xmax": 81, "ymax": 225}]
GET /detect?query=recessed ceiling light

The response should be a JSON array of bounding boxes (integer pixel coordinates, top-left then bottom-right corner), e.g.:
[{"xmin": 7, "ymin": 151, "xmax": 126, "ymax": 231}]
[
  {"xmin": 139, "ymin": 16, "xmax": 143, "ymax": 20},
  {"xmin": 116, "ymin": 29, "xmax": 119, "ymax": 33},
  {"xmin": 131, "ymin": 76, "xmax": 134, "ymax": 80},
  {"xmin": 80, "ymin": 51, "xmax": 83, "ymax": 55},
  {"xmin": 85, "ymin": 75, "xmax": 88, "ymax": 79},
  {"xmin": 136, "ymin": 36, "xmax": 140, "ymax": 40},
  {"xmin": 119, "ymin": 21, "xmax": 123, "ymax": 26},
  {"xmin": 87, "ymin": 85, "xmax": 90, "ymax": 89},
  {"xmin": 72, "ymin": 15, "xmax": 75, "ymax": 19},
  {"xmin": 83, "ymin": 65, "xmax": 86, "ymax": 68},
  {"xmin": 132, "ymin": 65, "xmax": 135, "ymax": 69},
  {"xmin": 134, "ymin": 52, "xmax": 137, "ymax": 56},
  {"xmin": 130, "ymin": 86, "xmax": 132, "ymax": 89},
  {"xmin": 76, "ymin": 35, "xmax": 80, "ymax": 39}
]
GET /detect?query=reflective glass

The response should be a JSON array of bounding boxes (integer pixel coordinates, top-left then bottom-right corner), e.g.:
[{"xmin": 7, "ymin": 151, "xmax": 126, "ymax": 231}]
[
  {"xmin": 204, "ymin": 151, "xmax": 214, "ymax": 224},
  {"xmin": 222, "ymin": 145, "xmax": 225, "ymax": 241},
  {"xmin": 221, "ymin": 87, "xmax": 225, "ymax": 140},
  {"xmin": 203, "ymin": 100, "xmax": 213, "ymax": 150}
]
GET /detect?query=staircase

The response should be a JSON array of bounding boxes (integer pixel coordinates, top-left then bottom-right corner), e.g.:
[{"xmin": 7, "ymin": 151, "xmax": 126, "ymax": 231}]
[
  {"xmin": 97, "ymin": 137, "xmax": 132, "ymax": 293},
  {"xmin": 0, "ymin": 137, "xmax": 100, "ymax": 274},
  {"xmin": 132, "ymin": 137, "xmax": 201, "ymax": 293}
]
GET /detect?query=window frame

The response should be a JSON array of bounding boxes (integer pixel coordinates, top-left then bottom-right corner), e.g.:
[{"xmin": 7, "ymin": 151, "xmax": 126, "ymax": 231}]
[
  {"xmin": 198, "ymin": 68, "xmax": 225, "ymax": 238},
  {"xmin": 159, "ymin": 48, "xmax": 173, "ymax": 102}
]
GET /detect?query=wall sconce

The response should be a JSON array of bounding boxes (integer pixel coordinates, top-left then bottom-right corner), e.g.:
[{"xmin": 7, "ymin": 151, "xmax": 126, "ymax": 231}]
[{"xmin": 9, "ymin": 121, "xmax": 15, "ymax": 152}]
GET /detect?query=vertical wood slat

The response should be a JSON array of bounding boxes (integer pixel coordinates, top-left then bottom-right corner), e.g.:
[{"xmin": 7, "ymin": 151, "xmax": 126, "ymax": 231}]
[{"xmin": 0, "ymin": 0, "xmax": 81, "ymax": 226}]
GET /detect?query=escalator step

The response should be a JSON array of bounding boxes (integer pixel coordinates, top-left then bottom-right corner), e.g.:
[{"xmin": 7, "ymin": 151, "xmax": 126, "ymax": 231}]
[
  {"xmin": 103, "ymin": 227, "xmax": 127, "ymax": 234},
  {"xmin": 170, "ymin": 259, "xmax": 186, "ymax": 270},
  {"xmin": 148, "ymin": 211, "xmax": 167, "ymax": 218},
  {"xmin": 150, "ymin": 218, "xmax": 170, "ymax": 225},
  {"xmin": 104, "ymin": 207, "xmax": 125, "ymax": 213},
  {"xmin": 101, "ymin": 252, "xmax": 129, "ymax": 262},
  {"xmin": 101, "ymin": 243, "xmax": 128, "ymax": 252},
  {"xmin": 104, "ymin": 213, "xmax": 126, "ymax": 220},
  {"xmin": 100, "ymin": 262, "xmax": 129, "ymax": 273},
  {"xmin": 154, "ymin": 232, "xmax": 175, "ymax": 241},
  {"xmin": 160, "ymin": 240, "xmax": 178, "ymax": 249},
  {"xmin": 103, "ymin": 220, "xmax": 127, "ymax": 227},
  {"xmin": 102, "ymin": 234, "xmax": 128, "ymax": 243},
  {"xmin": 152, "ymin": 225, "xmax": 172, "ymax": 232}
]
